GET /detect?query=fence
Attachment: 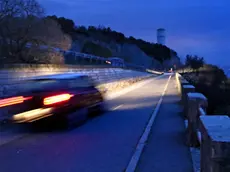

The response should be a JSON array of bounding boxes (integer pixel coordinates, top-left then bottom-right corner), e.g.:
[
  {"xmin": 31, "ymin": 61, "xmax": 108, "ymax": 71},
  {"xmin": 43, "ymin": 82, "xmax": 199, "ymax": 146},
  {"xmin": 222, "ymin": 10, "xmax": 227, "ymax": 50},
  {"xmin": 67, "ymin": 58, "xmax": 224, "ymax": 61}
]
[{"xmin": 176, "ymin": 73, "xmax": 230, "ymax": 172}]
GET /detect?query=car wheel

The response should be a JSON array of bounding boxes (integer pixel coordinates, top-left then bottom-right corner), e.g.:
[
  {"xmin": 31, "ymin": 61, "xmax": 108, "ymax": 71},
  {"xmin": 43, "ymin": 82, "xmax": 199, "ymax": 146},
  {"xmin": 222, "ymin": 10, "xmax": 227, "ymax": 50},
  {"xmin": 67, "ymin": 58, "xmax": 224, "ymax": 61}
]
[
  {"xmin": 98, "ymin": 102, "xmax": 107, "ymax": 113},
  {"xmin": 62, "ymin": 108, "xmax": 88, "ymax": 129},
  {"xmin": 91, "ymin": 102, "xmax": 107, "ymax": 116}
]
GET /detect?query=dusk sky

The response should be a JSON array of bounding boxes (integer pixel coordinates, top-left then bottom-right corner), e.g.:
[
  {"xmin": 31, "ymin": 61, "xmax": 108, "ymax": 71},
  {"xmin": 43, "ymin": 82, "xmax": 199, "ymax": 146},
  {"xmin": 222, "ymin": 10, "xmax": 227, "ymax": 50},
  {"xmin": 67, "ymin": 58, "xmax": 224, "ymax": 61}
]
[{"xmin": 38, "ymin": 0, "xmax": 230, "ymax": 66}]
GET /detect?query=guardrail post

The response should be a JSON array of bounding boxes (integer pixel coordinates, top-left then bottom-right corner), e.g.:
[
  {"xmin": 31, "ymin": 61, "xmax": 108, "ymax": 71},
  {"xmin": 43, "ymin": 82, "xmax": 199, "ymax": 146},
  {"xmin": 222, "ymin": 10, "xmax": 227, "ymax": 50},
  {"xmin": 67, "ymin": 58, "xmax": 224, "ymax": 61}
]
[
  {"xmin": 175, "ymin": 73, "xmax": 182, "ymax": 93},
  {"xmin": 175, "ymin": 73, "xmax": 190, "ymax": 96},
  {"xmin": 200, "ymin": 116, "xmax": 230, "ymax": 172},
  {"xmin": 182, "ymin": 85, "xmax": 195, "ymax": 118},
  {"xmin": 182, "ymin": 85, "xmax": 195, "ymax": 104},
  {"xmin": 186, "ymin": 93, "xmax": 207, "ymax": 147}
]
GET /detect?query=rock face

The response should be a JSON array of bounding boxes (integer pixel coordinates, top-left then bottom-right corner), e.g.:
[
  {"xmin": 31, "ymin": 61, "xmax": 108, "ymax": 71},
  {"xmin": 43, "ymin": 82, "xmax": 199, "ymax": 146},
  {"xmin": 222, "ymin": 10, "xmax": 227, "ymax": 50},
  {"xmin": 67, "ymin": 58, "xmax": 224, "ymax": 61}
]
[
  {"xmin": 69, "ymin": 39, "xmax": 163, "ymax": 69},
  {"xmin": 69, "ymin": 36, "xmax": 183, "ymax": 70},
  {"xmin": 162, "ymin": 55, "xmax": 181, "ymax": 70},
  {"xmin": 111, "ymin": 43, "xmax": 162, "ymax": 69}
]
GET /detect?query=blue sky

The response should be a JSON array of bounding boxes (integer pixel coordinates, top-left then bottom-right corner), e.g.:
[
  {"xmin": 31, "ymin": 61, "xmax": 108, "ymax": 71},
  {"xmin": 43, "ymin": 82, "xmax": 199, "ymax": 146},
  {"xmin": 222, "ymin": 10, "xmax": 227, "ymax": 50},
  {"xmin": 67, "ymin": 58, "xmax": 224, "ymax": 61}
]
[{"xmin": 38, "ymin": 0, "xmax": 230, "ymax": 66}]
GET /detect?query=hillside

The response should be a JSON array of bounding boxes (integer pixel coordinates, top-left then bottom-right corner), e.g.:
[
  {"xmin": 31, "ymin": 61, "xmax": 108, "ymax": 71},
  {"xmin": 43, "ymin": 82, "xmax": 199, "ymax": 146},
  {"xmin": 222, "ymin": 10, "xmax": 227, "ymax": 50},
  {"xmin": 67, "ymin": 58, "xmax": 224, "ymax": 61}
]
[
  {"xmin": 47, "ymin": 15, "xmax": 181, "ymax": 69},
  {"xmin": 222, "ymin": 66, "xmax": 230, "ymax": 78}
]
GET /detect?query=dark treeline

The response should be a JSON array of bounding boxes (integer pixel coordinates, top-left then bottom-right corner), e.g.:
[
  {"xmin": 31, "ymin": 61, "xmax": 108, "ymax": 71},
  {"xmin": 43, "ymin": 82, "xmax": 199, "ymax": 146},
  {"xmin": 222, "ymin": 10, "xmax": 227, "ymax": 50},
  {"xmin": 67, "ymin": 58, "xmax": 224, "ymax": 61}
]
[{"xmin": 47, "ymin": 15, "xmax": 176, "ymax": 63}]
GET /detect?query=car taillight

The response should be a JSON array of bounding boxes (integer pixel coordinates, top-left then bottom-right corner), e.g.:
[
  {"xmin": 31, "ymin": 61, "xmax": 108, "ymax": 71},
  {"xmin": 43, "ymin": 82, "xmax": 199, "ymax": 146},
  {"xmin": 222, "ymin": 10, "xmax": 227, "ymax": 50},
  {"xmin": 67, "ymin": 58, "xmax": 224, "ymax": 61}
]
[
  {"xmin": 0, "ymin": 96, "xmax": 32, "ymax": 108},
  {"xmin": 43, "ymin": 93, "xmax": 73, "ymax": 106}
]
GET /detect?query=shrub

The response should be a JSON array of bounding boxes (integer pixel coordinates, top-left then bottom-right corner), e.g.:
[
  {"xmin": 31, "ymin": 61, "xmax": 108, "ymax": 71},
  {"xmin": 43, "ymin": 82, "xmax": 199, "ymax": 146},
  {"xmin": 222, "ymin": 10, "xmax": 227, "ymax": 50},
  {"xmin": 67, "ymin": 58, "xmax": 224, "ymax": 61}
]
[{"xmin": 182, "ymin": 64, "xmax": 229, "ymax": 115}]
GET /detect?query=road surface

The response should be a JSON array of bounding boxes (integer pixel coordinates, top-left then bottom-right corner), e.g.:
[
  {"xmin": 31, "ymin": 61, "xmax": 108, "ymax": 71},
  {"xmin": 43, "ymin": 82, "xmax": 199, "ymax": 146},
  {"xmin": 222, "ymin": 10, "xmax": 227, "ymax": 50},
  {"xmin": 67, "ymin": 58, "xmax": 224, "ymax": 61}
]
[{"xmin": 0, "ymin": 74, "xmax": 192, "ymax": 172}]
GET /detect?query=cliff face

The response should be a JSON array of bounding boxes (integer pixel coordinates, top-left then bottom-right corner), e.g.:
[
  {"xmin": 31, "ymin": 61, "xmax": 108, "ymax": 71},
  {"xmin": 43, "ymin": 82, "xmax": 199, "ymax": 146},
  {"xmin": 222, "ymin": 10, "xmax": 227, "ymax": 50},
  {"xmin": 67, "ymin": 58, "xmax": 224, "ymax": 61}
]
[
  {"xmin": 109, "ymin": 43, "xmax": 162, "ymax": 69},
  {"xmin": 69, "ymin": 35, "xmax": 179, "ymax": 70},
  {"xmin": 162, "ymin": 55, "xmax": 181, "ymax": 70}
]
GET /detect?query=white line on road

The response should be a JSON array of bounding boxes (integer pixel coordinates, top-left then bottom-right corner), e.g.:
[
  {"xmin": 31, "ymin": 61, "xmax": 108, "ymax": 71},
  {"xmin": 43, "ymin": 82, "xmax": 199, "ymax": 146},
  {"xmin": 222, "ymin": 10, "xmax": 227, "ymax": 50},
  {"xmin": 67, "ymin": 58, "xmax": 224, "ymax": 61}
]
[
  {"xmin": 112, "ymin": 104, "xmax": 123, "ymax": 111},
  {"xmin": 125, "ymin": 75, "xmax": 172, "ymax": 172},
  {"xmin": 0, "ymin": 132, "xmax": 29, "ymax": 146}
]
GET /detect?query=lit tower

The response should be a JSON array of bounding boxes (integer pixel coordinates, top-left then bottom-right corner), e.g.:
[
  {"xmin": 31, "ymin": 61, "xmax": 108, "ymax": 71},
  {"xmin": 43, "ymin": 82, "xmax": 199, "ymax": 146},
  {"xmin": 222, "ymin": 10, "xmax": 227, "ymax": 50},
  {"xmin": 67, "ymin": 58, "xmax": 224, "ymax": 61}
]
[{"xmin": 157, "ymin": 28, "xmax": 166, "ymax": 45}]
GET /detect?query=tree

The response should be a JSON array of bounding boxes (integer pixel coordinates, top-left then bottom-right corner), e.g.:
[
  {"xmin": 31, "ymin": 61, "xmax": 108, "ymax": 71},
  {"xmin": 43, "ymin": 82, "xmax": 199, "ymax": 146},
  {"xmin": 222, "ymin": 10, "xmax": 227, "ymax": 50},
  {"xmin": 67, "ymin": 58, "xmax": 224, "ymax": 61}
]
[
  {"xmin": 185, "ymin": 55, "xmax": 204, "ymax": 72},
  {"xmin": 0, "ymin": 0, "xmax": 72, "ymax": 64},
  {"xmin": 0, "ymin": 0, "xmax": 43, "ymax": 21},
  {"xmin": 24, "ymin": 18, "xmax": 72, "ymax": 64},
  {"xmin": 0, "ymin": 0, "xmax": 43, "ymax": 60},
  {"xmin": 47, "ymin": 16, "xmax": 75, "ymax": 34},
  {"xmin": 76, "ymin": 25, "xmax": 88, "ymax": 35},
  {"xmin": 88, "ymin": 26, "xmax": 97, "ymax": 32},
  {"xmin": 81, "ymin": 41, "xmax": 112, "ymax": 58},
  {"xmin": 128, "ymin": 36, "xmax": 136, "ymax": 42}
]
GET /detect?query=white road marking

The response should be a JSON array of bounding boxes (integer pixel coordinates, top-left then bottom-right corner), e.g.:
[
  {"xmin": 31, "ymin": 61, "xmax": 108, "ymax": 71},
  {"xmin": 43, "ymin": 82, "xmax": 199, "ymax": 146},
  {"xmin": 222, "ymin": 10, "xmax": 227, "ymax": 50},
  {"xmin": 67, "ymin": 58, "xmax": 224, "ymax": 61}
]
[
  {"xmin": 125, "ymin": 75, "xmax": 172, "ymax": 172},
  {"xmin": 0, "ymin": 132, "xmax": 29, "ymax": 146},
  {"xmin": 112, "ymin": 104, "xmax": 123, "ymax": 111}
]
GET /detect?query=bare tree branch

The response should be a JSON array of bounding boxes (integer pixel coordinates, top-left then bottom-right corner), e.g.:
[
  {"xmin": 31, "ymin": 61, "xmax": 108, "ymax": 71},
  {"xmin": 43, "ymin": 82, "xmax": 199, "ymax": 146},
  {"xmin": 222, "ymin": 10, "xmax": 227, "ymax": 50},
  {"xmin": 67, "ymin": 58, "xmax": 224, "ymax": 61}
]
[{"xmin": 0, "ymin": 0, "xmax": 72, "ymax": 64}]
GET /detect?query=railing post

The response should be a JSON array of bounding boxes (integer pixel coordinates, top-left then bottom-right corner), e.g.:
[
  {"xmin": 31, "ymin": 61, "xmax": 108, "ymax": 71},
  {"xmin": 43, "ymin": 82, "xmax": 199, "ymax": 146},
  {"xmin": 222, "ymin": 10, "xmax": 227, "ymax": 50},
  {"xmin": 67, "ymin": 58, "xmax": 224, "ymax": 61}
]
[
  {"xmin": 182, "ymin": 85, "xmax": 195, "ymax": 118},
  {"xmin": 200, "ymin": 116, "xmax": 230, "ymax": 172},
  {"xmin": 186, "ymin": 93, "xmax": 207, "ymax": 147},
  {"xmin": 175, "ymin": 73, "xmax": 182, "ymax": 93},
  {"xmin": 182, "ymin": 85, "xmax": 195, "ymax": 104}
]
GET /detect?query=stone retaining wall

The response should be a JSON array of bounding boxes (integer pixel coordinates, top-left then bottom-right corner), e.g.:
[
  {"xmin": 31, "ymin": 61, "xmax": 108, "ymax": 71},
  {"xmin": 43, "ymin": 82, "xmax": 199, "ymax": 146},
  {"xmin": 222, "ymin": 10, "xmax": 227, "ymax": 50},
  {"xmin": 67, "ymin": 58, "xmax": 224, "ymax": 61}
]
[
  {"xmin": 175, "ymin": 73, "xmax": 230, "ymax": 172},
  {"xmin": 0, "ymin": 65, "xmax": 154, "ymax": 98},
  {"xmin": 0, "ymin": 64, "xmax": 150, "ymax": 84}
]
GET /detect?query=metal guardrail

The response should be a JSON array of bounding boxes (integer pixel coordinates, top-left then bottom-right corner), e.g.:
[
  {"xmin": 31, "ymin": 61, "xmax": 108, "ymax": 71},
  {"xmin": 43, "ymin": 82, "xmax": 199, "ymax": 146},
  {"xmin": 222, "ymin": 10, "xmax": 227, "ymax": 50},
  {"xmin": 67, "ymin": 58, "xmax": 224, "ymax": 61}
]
[{"xmin": 63, "ymin": 50, "xmax": 163, "ymax": 73}]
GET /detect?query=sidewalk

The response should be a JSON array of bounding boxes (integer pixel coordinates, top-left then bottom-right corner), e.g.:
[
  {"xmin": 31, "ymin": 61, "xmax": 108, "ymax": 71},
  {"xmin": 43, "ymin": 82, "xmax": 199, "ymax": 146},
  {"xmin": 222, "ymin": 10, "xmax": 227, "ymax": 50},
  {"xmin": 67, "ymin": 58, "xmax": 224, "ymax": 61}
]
[{"xmin": 136, "ymin": 76, "xmax": 193, "ymax": 172}]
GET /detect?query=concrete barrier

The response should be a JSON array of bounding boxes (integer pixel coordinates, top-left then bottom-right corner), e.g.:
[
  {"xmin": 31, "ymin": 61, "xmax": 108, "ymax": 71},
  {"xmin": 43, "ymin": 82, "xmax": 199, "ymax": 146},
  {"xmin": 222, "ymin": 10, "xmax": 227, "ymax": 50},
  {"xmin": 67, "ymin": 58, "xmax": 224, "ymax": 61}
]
[
  {"xmin": 182, "ymin": 85, "xmax": 195, "ymax": 105},
  {"xmin": 176, "ymin": 72, "xmax": 230, "ymax": 172},
  {"xmin": 175, "ymin": 73, "xmax": 192, "ymax": 99},
  {"xmin": 146, "ymin": 69, "xmax": 164, "ymax": 75},
  {"xmin": 0, "ymin": 66, "xmax": 155, "ymax": 98},
  {"xmin": 186, "ymin": 93, "xmax": 208, "ymax": 147},
  {"xmin": 0, "ymin": 65, "xmax": 151, "ymax": 84},
  {"xmin": 200, "ymin": 116, "xmax": 230, "ymax": 172}
]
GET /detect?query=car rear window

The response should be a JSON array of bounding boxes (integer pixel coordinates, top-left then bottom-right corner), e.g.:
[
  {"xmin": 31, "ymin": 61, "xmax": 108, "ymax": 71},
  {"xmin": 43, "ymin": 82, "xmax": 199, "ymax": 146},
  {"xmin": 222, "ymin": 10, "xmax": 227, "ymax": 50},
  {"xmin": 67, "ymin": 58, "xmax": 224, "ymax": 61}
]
[
  {"xmin": 19, "ymin": 79, "xmax": 61, "ymax": 93},
  {"xmin": 18, "ymin": 76, "xmax": 96, "ymax": 93}
]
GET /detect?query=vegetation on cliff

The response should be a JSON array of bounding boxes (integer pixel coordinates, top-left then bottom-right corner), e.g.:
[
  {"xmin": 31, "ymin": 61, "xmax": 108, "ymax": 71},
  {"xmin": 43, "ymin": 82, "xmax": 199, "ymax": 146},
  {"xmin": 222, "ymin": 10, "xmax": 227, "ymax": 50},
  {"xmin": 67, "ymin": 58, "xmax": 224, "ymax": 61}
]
[
  {"xmin": 81, "ymin": 41, "xmax": 112, "ymax": 58},
  {"xmin": 181, "ymin": 55, "xmax": 230, "ymax": 115}
]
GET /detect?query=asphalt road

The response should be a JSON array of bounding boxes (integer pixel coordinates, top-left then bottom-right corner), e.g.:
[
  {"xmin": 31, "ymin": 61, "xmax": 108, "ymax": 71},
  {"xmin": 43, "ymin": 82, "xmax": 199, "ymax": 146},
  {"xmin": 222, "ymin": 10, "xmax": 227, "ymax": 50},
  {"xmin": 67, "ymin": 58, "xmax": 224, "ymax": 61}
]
[
  {"xmin": 0, "ymin": 75, "xmax": 171, "ymax": 172},
  {"xmin": 136, "ymin": 75, "xmax": 193, "ymax": 172}
]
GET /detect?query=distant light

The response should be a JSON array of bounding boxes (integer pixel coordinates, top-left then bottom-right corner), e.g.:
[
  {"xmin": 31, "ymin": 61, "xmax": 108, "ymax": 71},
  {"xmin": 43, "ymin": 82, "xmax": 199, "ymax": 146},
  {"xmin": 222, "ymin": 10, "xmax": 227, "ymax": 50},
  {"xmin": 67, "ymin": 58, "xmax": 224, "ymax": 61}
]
[{"xmin": 106, "ymin": 61, "xmax": 111, "ymax": 64}]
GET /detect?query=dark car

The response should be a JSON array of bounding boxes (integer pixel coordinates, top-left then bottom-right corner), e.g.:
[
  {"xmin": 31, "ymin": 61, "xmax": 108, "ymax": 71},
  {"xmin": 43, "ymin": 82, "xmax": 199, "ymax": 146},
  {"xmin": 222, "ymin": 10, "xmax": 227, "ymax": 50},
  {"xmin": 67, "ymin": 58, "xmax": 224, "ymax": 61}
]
[{"xmin": 0, "ymin": 73, "xmax": 105, "ymax": 127}]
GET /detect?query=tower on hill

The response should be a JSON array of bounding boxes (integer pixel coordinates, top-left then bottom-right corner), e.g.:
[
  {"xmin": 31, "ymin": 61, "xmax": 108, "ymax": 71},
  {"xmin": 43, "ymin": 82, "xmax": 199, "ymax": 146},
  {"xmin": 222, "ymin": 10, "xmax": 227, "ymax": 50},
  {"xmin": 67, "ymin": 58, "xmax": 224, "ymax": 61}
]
[{"xmin": 157, "ymin": 28, "xmax": 166, "ymax": 45}]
